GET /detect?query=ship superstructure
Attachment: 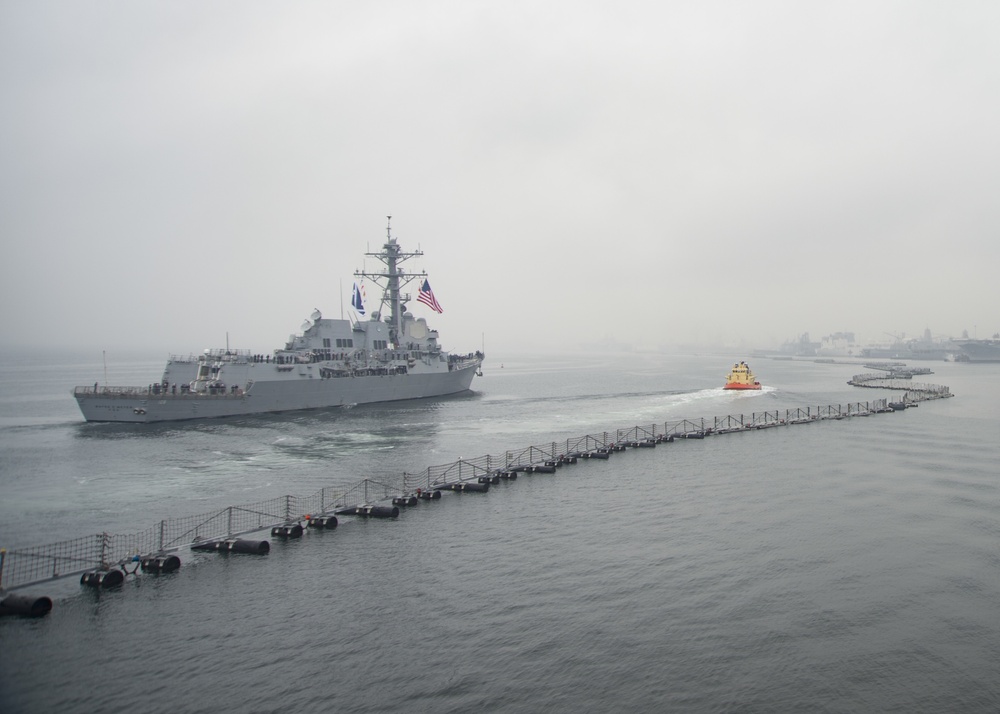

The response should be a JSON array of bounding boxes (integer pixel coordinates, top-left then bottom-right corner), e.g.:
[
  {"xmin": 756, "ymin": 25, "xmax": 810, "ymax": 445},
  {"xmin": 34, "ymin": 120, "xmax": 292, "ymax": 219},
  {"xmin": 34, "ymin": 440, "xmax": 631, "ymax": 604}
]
[
  {"xmin": 723, "ymin": 361, "xmax": 762, "ymax": 390},
  {"xmin": 74, "ymin": 219, "xmax": 483, "ymax": 422}
]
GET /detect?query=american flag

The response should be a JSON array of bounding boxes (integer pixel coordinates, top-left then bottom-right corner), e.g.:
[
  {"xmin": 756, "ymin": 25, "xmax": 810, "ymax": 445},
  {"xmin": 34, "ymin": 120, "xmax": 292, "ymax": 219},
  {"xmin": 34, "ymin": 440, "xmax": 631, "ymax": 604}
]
[{"xmin": 417, "ymin": 278, "xmax": 443, "ymax": 313}]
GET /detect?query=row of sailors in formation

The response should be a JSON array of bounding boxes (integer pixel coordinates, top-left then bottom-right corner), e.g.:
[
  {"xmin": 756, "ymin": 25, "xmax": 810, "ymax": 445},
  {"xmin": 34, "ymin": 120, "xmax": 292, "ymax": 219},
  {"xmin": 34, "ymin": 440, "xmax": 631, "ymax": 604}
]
[
  {"xmin": 150, "ymin": 382, "xmax": 242, "ymax": 396},
  {"xmin": 449, "ymin": 350, "xmax": 485, "ymax": 363},
  {"xmin": 246, "ymin": 353, "xmax": 343, "ymax": 364},
  {"xmin": 319, "ymin": 365, "xmax": 409, "ymax": 378},
  {"xmin": 139, "ymin": 351, "xmax": 485, "ymax": 395},
  {"xmin": 250, "ymin": 347, "xmax": 451, "ymax": 365}
]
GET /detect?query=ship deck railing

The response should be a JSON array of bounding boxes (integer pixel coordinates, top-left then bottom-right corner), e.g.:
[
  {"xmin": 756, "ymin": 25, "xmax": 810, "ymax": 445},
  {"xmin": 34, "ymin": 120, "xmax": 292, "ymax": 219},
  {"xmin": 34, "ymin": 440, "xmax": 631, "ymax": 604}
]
[
  {"xmin": 73, "ymin": 386, "xmax": 247, "ymax": 399},
  {"xmin": 168, "ymin": 349, "xmax": 253, "ymax": 364}
]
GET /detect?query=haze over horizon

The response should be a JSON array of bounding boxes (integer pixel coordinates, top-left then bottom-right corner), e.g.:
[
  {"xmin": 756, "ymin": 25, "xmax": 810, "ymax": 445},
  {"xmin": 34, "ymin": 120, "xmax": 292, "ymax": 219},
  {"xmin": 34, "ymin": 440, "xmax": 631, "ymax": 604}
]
[{"xmin": 2, "ymin": 1, "xmax": 998, "ymax": 357}]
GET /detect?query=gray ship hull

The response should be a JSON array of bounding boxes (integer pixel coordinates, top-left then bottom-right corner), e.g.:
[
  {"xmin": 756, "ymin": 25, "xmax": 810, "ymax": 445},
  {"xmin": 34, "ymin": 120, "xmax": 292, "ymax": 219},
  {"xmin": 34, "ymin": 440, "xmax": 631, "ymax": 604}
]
[
  {"xmin": 75, "ymin": 363, "xmax": 479, "ymax": 423},
  {"xmin": 954, "ymin": 339, "xmax": 1000, "ymax": 362}
]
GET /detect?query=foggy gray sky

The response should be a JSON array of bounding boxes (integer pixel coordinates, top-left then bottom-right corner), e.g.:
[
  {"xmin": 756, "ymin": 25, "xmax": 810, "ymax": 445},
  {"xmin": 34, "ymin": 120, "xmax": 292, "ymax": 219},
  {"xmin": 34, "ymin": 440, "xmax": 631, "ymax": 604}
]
[{"xmin": 2, "ymin": 1, "xmax": 998, "ymax": 356}]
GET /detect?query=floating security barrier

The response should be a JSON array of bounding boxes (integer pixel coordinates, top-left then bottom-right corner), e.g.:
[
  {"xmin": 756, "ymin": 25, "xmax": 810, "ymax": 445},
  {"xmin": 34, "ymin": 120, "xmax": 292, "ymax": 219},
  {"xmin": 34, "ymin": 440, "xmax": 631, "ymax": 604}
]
[
  {"xmin": 638, "ymin": 439, "xmax": 656, "ymax": 448},
  {"xmin": 365, "ymin": 505, "xmax": 399, "ymax": 518},
  {"xmin": 80, "ymin": 568, "xmax": 125, "ymax": 589},
  {"xmin": 558, "ymin": 455, "xmax": 578, "ymax": 464},
  {"xmin": 306, "ymin": 514, "xmax": 339, "ymax": 529},
  {"xmin": 191, "ymin": 539, "xmax": 271, "ymax": 555},
  {"xmin": 392, "ymin": 495, "xmax": 419, "ymax": 507},
  {"xmin": 438, "ymin": 482, "xmax": 490, "ymax": 493},
  {"xmin": 478, "ymin": 474, "xmax": 501, "ymax": 484},
  {"xmin": 529, "ymin": 464, "xmax": 557, "ymax": 474},
  {"xmin": 0, "ymin": 593, "xmax": 53, "ymax": 618},
  {"xmin": 271, "ymin": 523, "xmax": 304, "ymax": 539},
  {"xmin": 140, "ymin": 554, "xmax": 181, "ymax": 573},
  {"xmin": 1, "ymin": 395, "xmax": 924, "ymax": 597},
  {"xmin": 336, "ymin": 505, "xmax": 400, "ymax": 518}
]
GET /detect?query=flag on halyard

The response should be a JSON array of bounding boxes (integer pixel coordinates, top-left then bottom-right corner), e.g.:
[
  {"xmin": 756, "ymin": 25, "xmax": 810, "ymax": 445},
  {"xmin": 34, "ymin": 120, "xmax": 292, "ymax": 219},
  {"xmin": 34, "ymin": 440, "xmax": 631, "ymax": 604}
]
[
  {"xmin": 417, "ymin": 278, "xmax": 443, "ymax": 313},
  {"xmin": 352, "ymin": 281, "xmax": 367, "ymax": 316}
]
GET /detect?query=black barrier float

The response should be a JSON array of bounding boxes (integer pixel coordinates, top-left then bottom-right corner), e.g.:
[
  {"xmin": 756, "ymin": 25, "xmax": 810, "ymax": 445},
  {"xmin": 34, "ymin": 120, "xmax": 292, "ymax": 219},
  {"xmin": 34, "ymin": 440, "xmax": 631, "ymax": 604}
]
[
  {"xmin": 438, "ymin": 482, "xmax": 489, "ymax": 493},
  {"xmin": 336, "ymin": 505, "xmax": 400, "ymax": 518},
  {"xmin": 0, "ymin": 593, "xmax": 53, "ymax": 618},
  {"xmin": 271, "ymin": 523, "xmax": 304, "ymax": 538},
  {"xmin": 191, "ymin": 539, "xmax": 270, "ymax": 555},
  {"xmin": 80, "ymin": 569, "xmax": 125, "ymax": 589},
  {"xmin": 305, "ymin": 515, "xmax": 338, "ymax": 529},
  {"xmin": 140, "ymin": 555, "xmax": 181, "ymax": 574}
]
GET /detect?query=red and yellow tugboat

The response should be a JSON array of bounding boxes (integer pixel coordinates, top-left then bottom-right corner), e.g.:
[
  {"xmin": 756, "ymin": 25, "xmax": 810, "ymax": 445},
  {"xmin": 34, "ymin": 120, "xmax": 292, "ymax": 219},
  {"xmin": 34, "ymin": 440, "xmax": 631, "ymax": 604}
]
[{"xmin": 723, "ymin": 361, "xmax": 762, "ymax": 390}]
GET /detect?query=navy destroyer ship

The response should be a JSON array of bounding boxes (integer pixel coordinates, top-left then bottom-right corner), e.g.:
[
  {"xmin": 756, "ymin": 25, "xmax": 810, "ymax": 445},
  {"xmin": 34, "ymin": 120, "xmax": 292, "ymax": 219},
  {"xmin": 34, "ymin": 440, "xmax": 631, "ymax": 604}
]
[{"xmin": 74, "ymin": 220, "xmax": 484, "ymax": 422}]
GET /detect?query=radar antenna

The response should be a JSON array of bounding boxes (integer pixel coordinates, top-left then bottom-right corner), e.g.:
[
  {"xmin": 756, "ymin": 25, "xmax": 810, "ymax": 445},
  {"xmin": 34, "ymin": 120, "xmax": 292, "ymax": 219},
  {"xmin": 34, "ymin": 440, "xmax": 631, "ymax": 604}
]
[{"xmin": 355, "ymin": 217, "xmax": 429, "ymax": 347}]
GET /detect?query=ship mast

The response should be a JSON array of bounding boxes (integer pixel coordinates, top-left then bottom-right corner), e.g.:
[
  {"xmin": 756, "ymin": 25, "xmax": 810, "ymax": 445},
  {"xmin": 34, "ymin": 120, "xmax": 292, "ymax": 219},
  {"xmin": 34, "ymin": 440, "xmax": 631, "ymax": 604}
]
[{"xmin": 354, "ymin": 216, "xmax": 427, "ymax": 347}]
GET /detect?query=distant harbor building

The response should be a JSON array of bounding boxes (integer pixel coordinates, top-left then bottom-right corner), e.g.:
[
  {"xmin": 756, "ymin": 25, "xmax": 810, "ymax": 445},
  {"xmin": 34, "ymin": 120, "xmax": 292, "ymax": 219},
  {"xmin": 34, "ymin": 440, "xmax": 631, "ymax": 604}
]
[{"xmin": 817, "ymin": 332, "xmax": 858, "ymax": 357}]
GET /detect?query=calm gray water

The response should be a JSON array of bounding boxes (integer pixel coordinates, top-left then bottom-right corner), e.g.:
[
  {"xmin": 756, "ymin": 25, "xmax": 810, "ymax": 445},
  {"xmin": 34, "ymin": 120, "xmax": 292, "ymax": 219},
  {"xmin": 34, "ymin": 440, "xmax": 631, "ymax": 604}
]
[{"xmin": 1, "ymin": 350, "xmax": 998, "ymax": 713}]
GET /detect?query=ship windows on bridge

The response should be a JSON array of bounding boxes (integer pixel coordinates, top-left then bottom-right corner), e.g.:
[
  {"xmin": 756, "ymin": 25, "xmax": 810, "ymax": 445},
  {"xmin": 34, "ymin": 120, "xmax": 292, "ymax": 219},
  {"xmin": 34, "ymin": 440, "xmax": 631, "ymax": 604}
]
[{"xmin": 335, "ymin": 338, "xmax": 354, "ymax": 348}]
